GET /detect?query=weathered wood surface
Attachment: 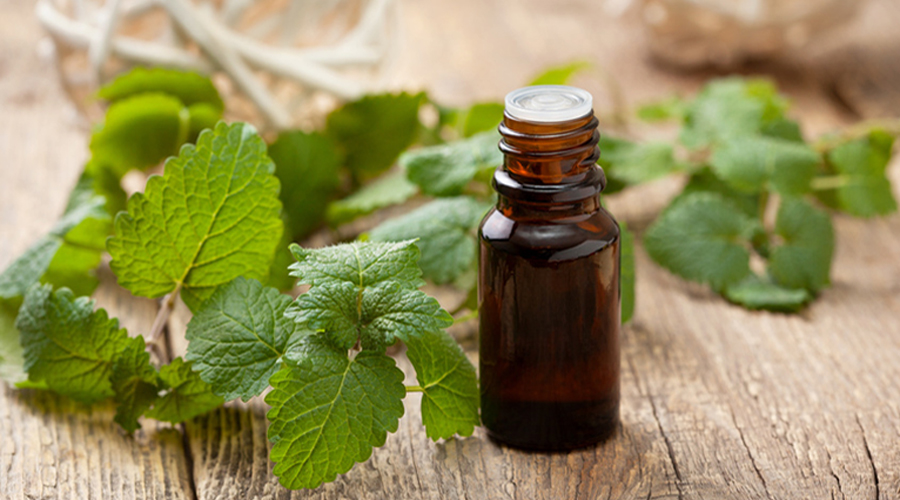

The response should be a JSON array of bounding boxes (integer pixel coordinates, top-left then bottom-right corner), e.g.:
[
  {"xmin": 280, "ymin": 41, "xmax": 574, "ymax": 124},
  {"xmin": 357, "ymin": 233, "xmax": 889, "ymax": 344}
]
[{"xmin": 3, "ymin": 0, "xmax": 900, "ymax": 498}]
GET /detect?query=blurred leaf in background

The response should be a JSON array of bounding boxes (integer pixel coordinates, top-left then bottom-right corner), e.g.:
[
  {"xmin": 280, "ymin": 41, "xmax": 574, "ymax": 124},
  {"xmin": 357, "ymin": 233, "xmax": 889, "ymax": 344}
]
[{"xmin": 326, "ymin": 93, "xmax": 423, "ymax": 181}]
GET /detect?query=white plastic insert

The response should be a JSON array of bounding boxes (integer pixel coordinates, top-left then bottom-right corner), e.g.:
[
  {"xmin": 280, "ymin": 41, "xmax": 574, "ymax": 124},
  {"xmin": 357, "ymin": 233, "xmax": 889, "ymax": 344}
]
[{"xmin": 504, "ymin": 85, "xmax": 593, "ymax": 123}]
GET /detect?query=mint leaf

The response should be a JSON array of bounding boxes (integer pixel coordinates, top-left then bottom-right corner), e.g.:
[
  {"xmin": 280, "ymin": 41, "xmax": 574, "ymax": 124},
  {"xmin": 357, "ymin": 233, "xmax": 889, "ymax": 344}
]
[
  {"xmin": 827, "ymin": 130, "xmax": 897, "ymax": 217},
  {"xmin": 368, "ymin": 197, "xmax": 489, "ymax": 284},
  {"xmin": 90, "ymin": 93, "xmax": 189, "ymax": 176},
  {"xmin": 676, "ymin": 167, "xmax": 759, "ymax": 218},
  {"xmin": 98, "ymin": 67, "xmax": 223, "ymax": 109},
  {"xmin": 82, "ymin": 162, "xmax": 129, "ymax": 216},
  {"xmin": 761, "ymin": 118, "xmax": 804, "ymax": 142},
  {"xmin": 268, "ymin": 131, "xmax": 342, "ymax": 239},
  {"xmin": 266, "ymin": 336, "xmax": 405, "ymax": 489},
  {"xmin": 599, "ymin": 137, "xmax": 679, "ymax": 185},
  {"xmin": 620, "ymin": 224, "xmax": 635, "ymax": 323},
  {"xmin": 769, "ymin": 198, "xmax": 834, "ymax": 292},
  {"xmin": 108, "ymin": 122, "xmax": 283, "ymax": 312},
  {"xmin": 462, "ymin": 103, "xmax": 504, "ymax": 137},
  {"xmin": 644, "ymin": 193, "xmax": 758, "ymax": 291},
  {"xmin": 186, "ymin": 277, "xmax": 308, "ymax": 401},
  {"xmin": 145, "ymin": 357, "xmax": 223, "ymax": 423},
  {"xmin": 680, "ymin": 78, "xmax": 787, "ymax": 149},
  {"xmin": 0, "ymin": 300, "xmax": 26, "ymax": 384},
  {"xmin": 403, "ymin": 131, "xmax": 501, "ymax": 196},
  {"xmin": 327, "ymin": 171, "xmax": 418, "ymax": 227},
  {"xmin": 287, "ymin": 241, "xmax": 452, "ymax": 350},
  {"xmin": 710, "ymin": 136, "xmax": 820, "ymax": 195},
  {"xmin": 110, "ymin": 336, "xmax": 160, "ymax": 432},
  {"xmin": 326, "ymin": 93, "xmax": 422, "ymax": 179},
  {"xmin": 0, "ymin": 191, "xmax": 108, "ymax": 300},
  {"xmin": 16, "ymin": 285, "xmax": 130, "ymax": 403},
  {"xmin": 724, "ymin": 274, "xmax": 811, "ymax": 312},
  {"xmin": 528, "ymin": 61, "xmax": 589, "ymax": 86},
  {"xmin": 266, "ymin": 233, "xmax": 297, "ymax": 291},
  {"xmin": 405, "ymin": 329, "xmax": 478, "ymax": 440},
  {"xmin": 636, "ymin": 96, "xmax": 686, "ymax": 122}
]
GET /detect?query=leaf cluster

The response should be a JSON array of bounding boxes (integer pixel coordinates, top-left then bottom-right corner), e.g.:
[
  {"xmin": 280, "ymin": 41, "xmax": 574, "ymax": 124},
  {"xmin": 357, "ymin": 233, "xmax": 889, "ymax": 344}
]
[
  {"xmin": 1, "ymin": 70, "xmax": 480, "ymax": 492},
  {"xmin": 628, "ymin": 78, "xmax": 897, "ymax": 311}
]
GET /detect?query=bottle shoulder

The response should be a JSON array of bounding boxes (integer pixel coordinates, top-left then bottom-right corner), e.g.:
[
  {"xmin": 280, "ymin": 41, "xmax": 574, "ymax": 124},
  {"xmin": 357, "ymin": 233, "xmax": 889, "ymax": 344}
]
[{"xmin": 479, "ymin": 205, "xmax": 619, "ymax": 262}]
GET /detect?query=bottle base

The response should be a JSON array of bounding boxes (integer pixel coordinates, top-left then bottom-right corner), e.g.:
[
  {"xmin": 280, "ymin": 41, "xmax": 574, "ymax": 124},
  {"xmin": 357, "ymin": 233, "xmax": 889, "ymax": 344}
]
[{"xmin": 481, "ymin": 398, "xmax": 619, "ymax": 452}]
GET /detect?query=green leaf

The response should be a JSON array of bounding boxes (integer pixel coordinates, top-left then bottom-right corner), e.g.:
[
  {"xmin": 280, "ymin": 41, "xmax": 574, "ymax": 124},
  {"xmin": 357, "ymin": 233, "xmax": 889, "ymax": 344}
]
[
  {"xmin": 287, "ymin": 241, "xmax": 452, "ymax": 350},
  {"xmin": 110, "ymin": 335, "xmax": 160, "ymax": 432},
  {"xmin": 599, "ymin": 136, "xmax": 679, "ymax": 185},
  {"xmin": 108, "ymin": 122, "xmax": 283, "ymax": 312},
  {"xmin": 368, "ymin": 197, "xmax": 489, "ymax": 284},
  {"xmin": 644, "ymin": 193, "xmax": 758, "ymax": 291},
  {"xmin": 99, "ymin": 67, "xmax": 223, "ymax": 109},
  {"xmin": 186, "ymin": 277, "xmax": 309, "ymax": 402},
  {"xmin": 827, "ymin": 130, "xmax": 897, "ymax": 217},
  {"xmin": 145, "ymin": 357, "xmax": 223, "ymax": 423},
  {"xmin": 82, "ymin": 162, "xmax": 129, "ymax": 216},
  {"xmin": 326, "ymin": 93, "xmax": 423, "ymax": 179},
  {"xmin": 266, "ymin": 336, "xmax": 406, "ymax": 489},
  {"xmin": 90, "ymin": 93, "xmax": 190, "ymax": 176},
  {"xmin": 405, "ymin": 329, "xmax": 478, "ymax": 440},
  {"xmin": 403, "ymin": 131, "xmax": 501, "ymax": 196},
  {"xmin": 0, "ymin": 299, "xmax": 26, "ymax": 384},
  {"xmin": 0, "ymin": 192, "xmax": 108, "ymax": 300},
  {"xmin": 710, "ymin": 136, "xmax": 820, "ymax": 195},
  {"xmin": 268, "ymin": 131, "xmax": 343, "ymax": 240},
  {"xmin": 769, "ymin": 198, "xmax": 834, "ymax": 292},
  {"xmin": 680, "ymin": 78, "xmax": 788, "ymax": 150},
  {"xmin": 636, "ymin": 96, "xmax": 686, "ymax": 122},
  {"xmin": 528, "ymin": 61, "xmax": 590, "ymax": 86},
  {"xmin": 186, "ymin": 103, "xmax": 224, "ymax": 142},
  {"xmin": 15, "ymin": 285, "xmax": 130, "ymax": 403},
  {"xmin": 619, "ymin": 224, "xmax": 635, "ymax": 323},
  {"xmin": 266, "ymin": 232, "xmax": 298, "ymax": 291},
  {"xmin": 675, "ymin": 167, "xmax": 759, "ymax": 218},
  {"xmin": 761, "ymin": 118, "xmax": 804, "ymax": 142},
  {"xmin": 462, "ymin": 103, "xmax": 504, "ymax": 137},
  {"xmin": 724, "ymin": 274, "xmax": 811, "ymax": 312},
  {"xmin": 326, "ymin": 171, "xmax": 419, "ymax": 227}
]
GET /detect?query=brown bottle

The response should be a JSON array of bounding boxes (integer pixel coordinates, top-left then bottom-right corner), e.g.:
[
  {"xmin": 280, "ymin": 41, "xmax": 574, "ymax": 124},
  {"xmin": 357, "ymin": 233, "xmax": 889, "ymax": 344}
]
[{"xmin": 478, "ymin": 86, "xmax": 621, "ymax": 451}]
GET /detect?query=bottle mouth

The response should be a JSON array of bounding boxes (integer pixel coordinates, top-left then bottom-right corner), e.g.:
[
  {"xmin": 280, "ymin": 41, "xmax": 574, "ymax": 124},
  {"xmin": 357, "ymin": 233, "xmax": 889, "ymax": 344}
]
[{"xmin": 504, "ymin": 85, "xmax": 593, "ymax": 123}]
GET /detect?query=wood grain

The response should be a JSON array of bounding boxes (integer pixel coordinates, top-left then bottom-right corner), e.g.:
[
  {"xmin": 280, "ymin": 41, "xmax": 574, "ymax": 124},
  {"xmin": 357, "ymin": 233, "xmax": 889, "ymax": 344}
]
[{"xmin": 3, "ymin": 0, "xmax": 900, "ymax": 498}]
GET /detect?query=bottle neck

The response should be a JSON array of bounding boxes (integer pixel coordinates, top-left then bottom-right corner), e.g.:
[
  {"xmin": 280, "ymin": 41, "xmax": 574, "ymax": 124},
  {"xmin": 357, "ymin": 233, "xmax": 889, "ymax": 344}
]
[{"xmin": 493, "ymin": 111, "xmax": 606, "ymax": 216}]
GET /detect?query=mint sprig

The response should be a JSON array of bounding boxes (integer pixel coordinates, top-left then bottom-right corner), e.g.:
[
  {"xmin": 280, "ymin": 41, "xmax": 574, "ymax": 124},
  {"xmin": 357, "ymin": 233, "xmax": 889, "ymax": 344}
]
[
  {"xmin": 185, "ymin": 277, "xmax": 308, "ymax": 402},
  {"xmin": 108, "ymin": 121, "xmax": 283, "ymax": 311}
]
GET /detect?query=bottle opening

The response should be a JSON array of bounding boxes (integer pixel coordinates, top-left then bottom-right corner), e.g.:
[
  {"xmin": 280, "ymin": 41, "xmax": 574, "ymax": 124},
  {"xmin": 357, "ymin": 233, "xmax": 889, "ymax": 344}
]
[{"xmin": 504, "ymin": 85, "xmax": 593, "ymax": 123}]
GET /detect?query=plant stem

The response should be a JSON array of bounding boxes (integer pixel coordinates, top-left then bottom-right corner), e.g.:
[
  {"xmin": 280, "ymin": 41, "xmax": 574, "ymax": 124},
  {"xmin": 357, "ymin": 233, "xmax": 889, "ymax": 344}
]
[
  {"xmin": 813, "ymin": 118, "xmax": 900, "ymax": 153},
  {"xmin": 810, "ymin": 175, "xmax": 849, "ymax": 191},
  {"xmin": 453, "ymin": 309, "xmax": 478, "ymax": 325},
  {"xmin": 146, "ymin": 284, "xmax": 181, "ymax": 363},
  {"xmin": 758, "ymin": 190, "xmax": 769, "ymax": 227},
  {"xmin": 405, "ymin": 385, "xmax": 425, "ymax": 393}
]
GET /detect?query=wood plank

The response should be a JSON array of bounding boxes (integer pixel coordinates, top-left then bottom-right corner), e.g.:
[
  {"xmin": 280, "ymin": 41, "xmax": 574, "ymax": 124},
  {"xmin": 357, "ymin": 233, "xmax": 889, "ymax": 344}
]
[
  {"xmin": 0, "ymin": 2, "xmax": 196, "ymax": 498},
  {"xmin": 0, "ymin": 272, "xmax": 196, "ymax": 500},
  {"xmin": 3, "ymin": 0, "xmax": 900, "ymax": 497},
  {"xmin": 177, "ymin": 0, "xmax": 900, "ymax": 496}
]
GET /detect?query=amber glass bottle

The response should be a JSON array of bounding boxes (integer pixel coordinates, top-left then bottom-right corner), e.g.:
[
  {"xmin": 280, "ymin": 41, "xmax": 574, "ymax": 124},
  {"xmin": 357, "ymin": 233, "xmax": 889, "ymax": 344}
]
[{"xmin": 478, "ymin": 86, "xmax": 621, "ymax": 451}]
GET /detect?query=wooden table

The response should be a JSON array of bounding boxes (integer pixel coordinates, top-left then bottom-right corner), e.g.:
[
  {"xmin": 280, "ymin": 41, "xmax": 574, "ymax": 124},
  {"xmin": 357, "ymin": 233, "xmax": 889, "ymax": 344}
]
[{"xmin": 3, "ymin": 0, "xmax": 900, "ymax": 498}]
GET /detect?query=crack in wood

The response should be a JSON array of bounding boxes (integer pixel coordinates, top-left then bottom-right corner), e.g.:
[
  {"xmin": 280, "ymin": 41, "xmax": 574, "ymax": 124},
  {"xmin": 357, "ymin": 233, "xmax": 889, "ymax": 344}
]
[
  {"xmin": 624, "ymin": 353, "xmax": 683, "ymax": 500},
  {"xmin": 856, "ymin": 415, "xmax": 880, "ymax": 500},
  {"xmin": 824, "ymin": 447, "xmax": 844, "ymax": 500},
  {"xmin": 726, "ymin": 403, "xmax": 771, "ymax": 500}
]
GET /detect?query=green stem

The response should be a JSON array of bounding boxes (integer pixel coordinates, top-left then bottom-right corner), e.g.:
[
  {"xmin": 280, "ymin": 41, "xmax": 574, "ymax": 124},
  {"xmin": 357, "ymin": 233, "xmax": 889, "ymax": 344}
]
[
  {"xmin": 813, "ymin": 118, "xmax": 900, "ymax": 153},
  {"xmin": 758, "ymin": 190, "xmax": 769, "ymax": 226},
  {"xmin": 453, "ymin": 309, "xmax": 478, "ymax": 325},
  {"xmin": 810, "ymin": 175, "xmax": 850, "ymax": 191},
  {"xmin": 405, "ymin": 385, "xmax": 425, "ymax": 393}
]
